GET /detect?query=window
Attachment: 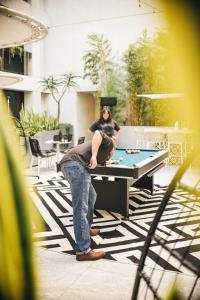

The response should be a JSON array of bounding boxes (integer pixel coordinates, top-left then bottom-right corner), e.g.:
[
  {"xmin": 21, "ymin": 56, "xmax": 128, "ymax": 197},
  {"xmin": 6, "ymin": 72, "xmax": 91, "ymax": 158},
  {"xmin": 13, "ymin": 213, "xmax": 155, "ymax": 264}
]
[{"xmin": 0, "ymin": 47, "xmax": 32, "ymax": 75}]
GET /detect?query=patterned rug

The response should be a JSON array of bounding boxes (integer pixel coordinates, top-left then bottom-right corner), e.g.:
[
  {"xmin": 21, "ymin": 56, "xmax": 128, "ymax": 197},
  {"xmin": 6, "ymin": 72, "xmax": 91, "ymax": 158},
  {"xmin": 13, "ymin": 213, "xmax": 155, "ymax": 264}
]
[{"xmin": 31, "ymin": 176, "xmax": 200, "ymax": 272}]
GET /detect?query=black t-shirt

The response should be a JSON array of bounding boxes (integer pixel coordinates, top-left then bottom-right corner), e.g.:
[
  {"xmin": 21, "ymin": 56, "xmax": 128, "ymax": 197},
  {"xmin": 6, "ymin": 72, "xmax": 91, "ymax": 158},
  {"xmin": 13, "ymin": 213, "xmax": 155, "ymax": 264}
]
[
  {"xmin": 59, "ymin": 131, "xmax": 114, "ymax": 168},
  {"xmin": 89, "ymin": 120, "xmax": 120, "ymax": 137}
]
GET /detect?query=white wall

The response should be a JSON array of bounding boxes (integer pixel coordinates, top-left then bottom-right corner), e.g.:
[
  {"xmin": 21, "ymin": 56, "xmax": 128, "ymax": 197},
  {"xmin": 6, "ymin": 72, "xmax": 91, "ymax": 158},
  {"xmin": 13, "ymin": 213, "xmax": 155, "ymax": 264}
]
[
  {"xmin": 76, "ymin": 92, "xmax": 95, "ymax": 142},
  {"xmin": 42, "ymin": 0, "xmax": 165, "ymax": 136},
  {"xmin": 56, "ymin": 91, "xmax": 94, "ymax": 143},
  {"xmin": 24, "ymin": 91, "xmax": 42, "ymax": 113},
  {"xmin": 44, "ymin": 0, "xmax": 164, "ymax": 77},
  {"xmin": 2, "ymin": 0, "xmax": 165, "ymax": 138}
]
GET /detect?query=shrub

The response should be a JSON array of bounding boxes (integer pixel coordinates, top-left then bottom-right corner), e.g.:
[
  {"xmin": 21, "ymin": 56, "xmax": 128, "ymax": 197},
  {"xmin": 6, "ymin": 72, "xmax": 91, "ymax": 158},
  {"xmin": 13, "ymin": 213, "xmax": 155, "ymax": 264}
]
[{"xmin": 19, "ymin": 109, "xmax": 59, "ymax": 136}]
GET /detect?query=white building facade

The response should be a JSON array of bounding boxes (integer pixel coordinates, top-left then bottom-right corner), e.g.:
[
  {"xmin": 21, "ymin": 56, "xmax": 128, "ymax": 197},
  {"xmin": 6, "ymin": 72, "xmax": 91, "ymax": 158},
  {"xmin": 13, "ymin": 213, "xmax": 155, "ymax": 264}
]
[{"xmin": 2, "ymin": 0, "xmax": 164, "ymax": 142}]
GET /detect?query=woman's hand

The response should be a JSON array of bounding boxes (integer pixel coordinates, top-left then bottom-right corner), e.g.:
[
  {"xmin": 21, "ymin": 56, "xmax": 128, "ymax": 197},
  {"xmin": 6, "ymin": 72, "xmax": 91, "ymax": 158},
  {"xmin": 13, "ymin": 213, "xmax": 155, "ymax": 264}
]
[
  {"xmin": 106, "ymin": 159, "xmax": 113, "ymax": 164},
  {"xmin": 112, "ymin": 135, "xmax": 117, "ymax": 141},
  {"xmin": 89, "ymin": 156, "xmax": 97, "ymax": 169}
]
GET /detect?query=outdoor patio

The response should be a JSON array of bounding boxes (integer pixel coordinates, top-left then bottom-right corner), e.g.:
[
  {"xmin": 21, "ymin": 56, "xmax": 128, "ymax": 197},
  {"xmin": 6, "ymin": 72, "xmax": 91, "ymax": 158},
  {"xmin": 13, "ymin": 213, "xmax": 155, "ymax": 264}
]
[
  {"xmin": 1, "ymin": 1, "xmax": 200, "ymax": 300},
  {"xmin": 29, "ymin": 164, "xmax": 200, "ymax": 300}
]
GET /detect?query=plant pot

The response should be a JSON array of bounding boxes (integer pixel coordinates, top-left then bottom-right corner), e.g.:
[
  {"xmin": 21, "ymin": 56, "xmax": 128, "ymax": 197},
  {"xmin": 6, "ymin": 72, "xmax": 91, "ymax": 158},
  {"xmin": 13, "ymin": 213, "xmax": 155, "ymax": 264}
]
[{"xmin": 100, "ymin": 97, "xmax": 117, "ymax": 107}]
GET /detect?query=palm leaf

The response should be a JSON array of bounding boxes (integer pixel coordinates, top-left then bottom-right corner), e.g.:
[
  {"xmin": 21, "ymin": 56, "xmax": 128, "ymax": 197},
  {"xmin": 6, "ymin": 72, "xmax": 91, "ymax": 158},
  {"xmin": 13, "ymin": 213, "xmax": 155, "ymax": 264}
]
[{"xmin": 0, "ymin": 91, "xmax": 42, "ymax": 300}]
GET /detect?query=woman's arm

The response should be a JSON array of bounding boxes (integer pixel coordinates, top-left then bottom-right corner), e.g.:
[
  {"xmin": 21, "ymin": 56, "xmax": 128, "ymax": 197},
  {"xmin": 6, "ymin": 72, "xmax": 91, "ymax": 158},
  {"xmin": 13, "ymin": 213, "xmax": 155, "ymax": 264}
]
[
  {"xmin": 88, "ymin": 128, "xmax": 94, "ymax": 139},
  {"xmin": 89, "ymin": 130, "xmax": 103, "ymax": 169},
  {"xmin": 88, "ymin": 121, "xmax": 99, "ymax": 139},
  {"xmin": 113, "ymin": 121, "xmax": 121, "ymax": 140},
  {"xmin": 114, "ymin": 128, "xmax": 121, "ymax": 140}
]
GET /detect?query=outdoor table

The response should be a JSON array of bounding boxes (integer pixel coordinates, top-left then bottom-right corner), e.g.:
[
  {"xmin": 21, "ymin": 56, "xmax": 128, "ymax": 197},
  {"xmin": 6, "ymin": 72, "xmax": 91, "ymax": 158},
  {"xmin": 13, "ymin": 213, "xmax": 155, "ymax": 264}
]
[{"xmin": 45, "ymin": 139, "xmax": 72, "ymax": 162}]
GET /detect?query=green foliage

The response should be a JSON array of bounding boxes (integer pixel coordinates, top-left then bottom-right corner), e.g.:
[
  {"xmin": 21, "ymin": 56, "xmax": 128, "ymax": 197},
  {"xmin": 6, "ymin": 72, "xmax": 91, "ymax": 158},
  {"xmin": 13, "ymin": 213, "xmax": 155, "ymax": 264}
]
[
  {"xmin": 0, "ymin": 46, "xmax": 24, "ymax": 65},
  {"xmin": 19, "ymin": 109, "xmax": 59, "ymax": 136},
  {"xmin": 0, "ymin": 91, "xmax": 39, "ymax": 300},
  {"xmin": 106, "ymin": 61, "xmax": 128, "ymax": 124},
  {"xmin": 83, "ymin": 33, "xmax": 112, "ymax": 96},
  {"xmin": 83, "ymin": 30, "xmax": 173, "ymax": 126},
  {"xmin": 124, "ymin": 30, "xmax": 151, "ymax": 94},
  {"xmin": 123, "ymin": 29, "xmax": 174, "ymax": 125},
  {"xmin": 8, "ymin": 46, "xmax": 24, "ymax": 63},
  {"xmin": 40, "ymin": 76, "xmax": 61, "ymax": 99},
  {"xmin": 58, "ymin": 123, "xmax": 73, "ymax": 135},
  {"xmin": 83, "ymin": 33, "xmax": 129, "ymax": 124},
  {"xmin": 39, "ymin": 72, "xmax": 79, "ymax": 122}
]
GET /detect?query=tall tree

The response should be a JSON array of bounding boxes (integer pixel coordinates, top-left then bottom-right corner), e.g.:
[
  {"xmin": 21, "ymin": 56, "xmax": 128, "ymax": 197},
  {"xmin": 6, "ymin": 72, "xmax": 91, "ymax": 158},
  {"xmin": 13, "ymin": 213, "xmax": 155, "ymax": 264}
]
[
  {"xmin": 123, "ymin": 29, "xmax": 171, "ymax": 125},
  {"xmin": 83, "ymin": 33, "xmax": 112, "ymax": 97},
  {"xmin": 106, "ymin": 60, "xmax": 128, "ymax": 124}
]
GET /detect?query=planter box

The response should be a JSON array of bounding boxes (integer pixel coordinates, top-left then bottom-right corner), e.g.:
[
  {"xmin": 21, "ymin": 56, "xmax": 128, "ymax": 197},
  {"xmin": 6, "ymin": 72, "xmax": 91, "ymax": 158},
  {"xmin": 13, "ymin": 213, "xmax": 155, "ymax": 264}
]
[{"xmin": 100, "ymin": 97, "xmax": 117, "ymax": 107}]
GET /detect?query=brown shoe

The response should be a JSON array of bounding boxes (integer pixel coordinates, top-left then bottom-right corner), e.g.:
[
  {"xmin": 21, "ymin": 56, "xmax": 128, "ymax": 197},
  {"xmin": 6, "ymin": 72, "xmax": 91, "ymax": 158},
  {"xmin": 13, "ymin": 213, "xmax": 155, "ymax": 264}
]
[
  {"xmin": 90, "ymin": 228, "xmax": 100, "ymax": 236},
  {"xmin": 76, "ymin": 250, "xmax": 105, "ymax": 261}
]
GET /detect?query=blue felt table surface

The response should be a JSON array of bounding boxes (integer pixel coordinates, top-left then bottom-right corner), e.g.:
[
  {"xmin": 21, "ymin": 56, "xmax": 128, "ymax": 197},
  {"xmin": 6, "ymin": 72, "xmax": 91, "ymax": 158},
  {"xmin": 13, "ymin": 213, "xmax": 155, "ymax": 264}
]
[{"xmin": 112, "ymin": 149, "xmax": 160, "ymax": 167}]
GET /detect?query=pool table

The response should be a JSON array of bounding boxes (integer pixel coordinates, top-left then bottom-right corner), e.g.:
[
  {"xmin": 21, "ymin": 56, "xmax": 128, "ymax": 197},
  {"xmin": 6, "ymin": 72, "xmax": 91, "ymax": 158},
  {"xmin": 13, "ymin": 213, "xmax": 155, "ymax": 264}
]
[{"xmin": 90, "ymin": 149, "xmax": 168, "ymax": 219}]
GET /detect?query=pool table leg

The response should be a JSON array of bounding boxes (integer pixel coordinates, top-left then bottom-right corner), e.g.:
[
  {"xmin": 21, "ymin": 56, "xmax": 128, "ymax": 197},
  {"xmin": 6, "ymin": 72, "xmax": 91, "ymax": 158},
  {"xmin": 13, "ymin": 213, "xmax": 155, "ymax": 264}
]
[
  {"xmin": 92, "ymin": 176, "xmax": 130, "ymax": 219},
  {"xmin": 132, "ymin": 175, "xmax": 154, "ymax": 194}
]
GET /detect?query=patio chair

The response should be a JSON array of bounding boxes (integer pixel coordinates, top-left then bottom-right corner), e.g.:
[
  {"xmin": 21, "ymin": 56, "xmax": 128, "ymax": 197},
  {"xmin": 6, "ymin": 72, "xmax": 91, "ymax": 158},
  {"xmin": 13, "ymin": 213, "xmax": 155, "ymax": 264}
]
[
  {"xmin": 49, "ymin": 134, "xmax": 65, "ymax": 153},
  {"xmin": 49, "ymin": 134, "xmax": 60, "ymax": 153},
  {"xmin": 60, "ymin": 136, "xmax": 85, "ymax": 155},
  {"xmin": 136, "ymin": 130, "xmax": 166, "ymax": 150},
  {"xmin": 77, "ymin": 136, "xmax": 85, "ymax": 144},
  {"xmin": 29, "ymin": 137, "xmax": 56, "ymax": 178},
  {"xmin": 145, "ymin": 131, "xmax": 166, "ymax": 150},
  {"xmin": 67, "ymin": 133, "xmax": 73, "ymax": 142},
  {"xmin": 167, "ymin": 131, "xmax": 187, "ymax": 165},
  {"xmin": 58, "ymin": 134, "xmax": 71, "ymax": 152},
  {"xmin": 12, "ymin": 117, "xmax": 41, "ymax": 179}
]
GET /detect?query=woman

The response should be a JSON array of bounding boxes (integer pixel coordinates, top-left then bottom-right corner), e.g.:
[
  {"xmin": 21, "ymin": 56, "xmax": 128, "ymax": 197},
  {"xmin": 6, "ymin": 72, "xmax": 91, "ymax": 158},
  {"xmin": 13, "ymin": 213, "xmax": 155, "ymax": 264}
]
[{"xmin": 88, "ymin": 107, "xmax": 121, "ymax": 140}]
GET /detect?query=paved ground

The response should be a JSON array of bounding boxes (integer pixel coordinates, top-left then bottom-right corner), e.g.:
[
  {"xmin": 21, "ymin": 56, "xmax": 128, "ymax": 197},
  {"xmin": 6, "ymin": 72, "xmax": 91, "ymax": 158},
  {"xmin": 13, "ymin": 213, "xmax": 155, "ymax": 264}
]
[{"xmin": 28, "ymin": 165, "xmax": 200, "ymax": 300}]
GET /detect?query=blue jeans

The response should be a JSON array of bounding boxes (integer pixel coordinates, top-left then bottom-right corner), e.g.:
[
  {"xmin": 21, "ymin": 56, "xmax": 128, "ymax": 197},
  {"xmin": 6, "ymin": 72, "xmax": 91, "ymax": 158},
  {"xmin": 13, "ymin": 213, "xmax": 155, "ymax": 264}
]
[{"xmin": 61, "ymin": 160, "xmax": 97, "ymax": 254}]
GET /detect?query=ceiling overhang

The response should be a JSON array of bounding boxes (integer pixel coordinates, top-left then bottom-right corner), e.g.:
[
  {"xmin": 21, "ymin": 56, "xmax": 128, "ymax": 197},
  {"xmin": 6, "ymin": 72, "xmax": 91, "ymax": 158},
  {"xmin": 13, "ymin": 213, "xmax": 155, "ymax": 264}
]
[{"xmin": 0, "ymin": 5, "xmax": 48, "ymax": 48}]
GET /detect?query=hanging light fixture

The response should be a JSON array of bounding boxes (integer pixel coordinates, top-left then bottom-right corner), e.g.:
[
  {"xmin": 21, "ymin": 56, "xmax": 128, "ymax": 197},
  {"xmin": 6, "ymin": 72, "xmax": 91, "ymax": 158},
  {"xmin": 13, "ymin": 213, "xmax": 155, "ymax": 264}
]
[
  {"xmin": 0, "ymin": 5, "xmax": 48, "ymax": 87},
  {"xmin": 0, "ymin": 5, "xmax": 48, "ymax": 48}
]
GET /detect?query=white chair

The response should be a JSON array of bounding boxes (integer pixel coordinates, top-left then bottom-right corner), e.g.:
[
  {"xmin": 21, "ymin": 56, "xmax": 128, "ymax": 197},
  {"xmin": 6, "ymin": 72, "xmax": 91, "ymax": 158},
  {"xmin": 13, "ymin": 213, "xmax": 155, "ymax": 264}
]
[
  {"xmin": 135, "ymin": 131, "xmax": 148, "ymax": 149},
  {"xmin": 166, "ymin": 132, "xmax": 187, "ymax": 165},
  {"xmin": 137, "ymin": 131, "xmax": 165, "ymax": 150},
  {"xmin": 145, "ymin": 132, "xmax": 166, "ymax": 150}
]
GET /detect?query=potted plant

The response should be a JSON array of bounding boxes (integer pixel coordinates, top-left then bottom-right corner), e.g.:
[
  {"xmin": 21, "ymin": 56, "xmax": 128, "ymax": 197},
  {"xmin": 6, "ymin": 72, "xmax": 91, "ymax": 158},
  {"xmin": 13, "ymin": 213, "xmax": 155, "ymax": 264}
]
[
  {"xmin": 59, "ymin": 123, "xmax": 73, "ymax": 137},
  {"xmin": 39, "ymin": 72, "xmax": 79, "ymax": 123},
  {"xmin": 19, "ymin": 109, "xmax": 56, "ymax": 137},
  {"xmin": 15, "ymin": 109, "xmax": 59, "ymax": 156}
]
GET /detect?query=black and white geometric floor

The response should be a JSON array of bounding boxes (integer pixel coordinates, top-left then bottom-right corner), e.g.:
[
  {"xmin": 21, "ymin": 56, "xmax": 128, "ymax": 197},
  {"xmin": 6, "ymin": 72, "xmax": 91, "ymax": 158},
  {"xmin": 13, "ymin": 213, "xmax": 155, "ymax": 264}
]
[{"xmin": 30, "ymin": 175, "xmax": 200, "ymax": 272}]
